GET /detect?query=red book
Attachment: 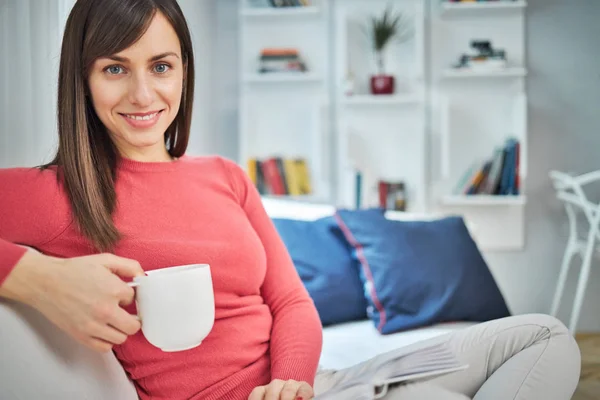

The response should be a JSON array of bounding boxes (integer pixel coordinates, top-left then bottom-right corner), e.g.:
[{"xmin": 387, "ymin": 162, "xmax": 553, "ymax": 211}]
[{"xmin": 262, "ymin": 158, "xmax": 286, "ymax": 195}]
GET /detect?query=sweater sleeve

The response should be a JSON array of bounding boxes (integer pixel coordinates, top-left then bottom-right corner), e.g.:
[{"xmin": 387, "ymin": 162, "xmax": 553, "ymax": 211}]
[
  {"xmin": 0, "ymin": 167, "xmax": 69, "ymax": 285},
  {"xmin": 221, "ymin": 158, "xmax": 323, "ymax": 386}
]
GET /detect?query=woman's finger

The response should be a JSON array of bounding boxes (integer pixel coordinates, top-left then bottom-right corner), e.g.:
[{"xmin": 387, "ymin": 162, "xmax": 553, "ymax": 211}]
[
  {"xmin": 107, "ymin": 306, "xmax": 142, "ymax": 336},
  {"xmin": 296, "ymin": 382, "xmax": 314, "ymax": 400},
  {"xmin": 248, "ymin": 385, "xmax": 266, "ymax": 400},
  {"xmin": 97, "ymin": 253, "xmax": 145, "ymax": 278},
  {"xmin": 264, "ymin": 379, "xmax": 286, "ymax": 400},
  {"xmin": 280, "ymin": 380, "xmax": 300, "ymax": 400},
  {"xmin": 86, "ymin": 336, "xmax": 114, "ymax": 353},
  {"xmin": 87, "ymin": 322, "xmax": 128, "ymax": 346}
]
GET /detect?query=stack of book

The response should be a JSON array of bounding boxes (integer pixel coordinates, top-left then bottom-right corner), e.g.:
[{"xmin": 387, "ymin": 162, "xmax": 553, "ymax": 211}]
[
  {"xmin": 378, "ymin": 181, "xmax": 407, "ymax": 211},
  {"xmin": 249, "ymin": 0, "xmax": 312, "ymax": 7},
  {"xmin": 258, "ymin": 48, "xmax": 307, "ymax": 74},
  {"xmin": 247, "ymin": 157, "xmax": 312, "ymax": 196},
  {"xmin": 453, "ymin": 138, "xmax": 520, "ymax": 196}
]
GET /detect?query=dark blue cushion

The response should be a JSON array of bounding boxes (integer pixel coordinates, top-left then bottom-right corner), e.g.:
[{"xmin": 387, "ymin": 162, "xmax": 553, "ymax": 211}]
[
  {"xmin": 334, "ymin": 208, "xmax": 511, "ymax": 334},
  {"xmin": 272, "ymin": 216, "xmax": 368, "ymax": 326}
]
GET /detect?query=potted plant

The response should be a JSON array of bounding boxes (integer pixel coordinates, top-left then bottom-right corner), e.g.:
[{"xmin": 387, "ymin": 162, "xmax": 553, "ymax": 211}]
[{"xmin": 366, "ymin": 6, "xmax": 413, "ymax": 95}]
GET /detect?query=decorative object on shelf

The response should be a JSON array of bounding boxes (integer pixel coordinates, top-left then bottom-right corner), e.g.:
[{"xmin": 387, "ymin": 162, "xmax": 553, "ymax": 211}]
[
  {"xmin": 354, "ymin": 170, "xmax": 362, "ymax": 209},
  {"xmin": 365, "ymin": 5, "xmax": 413, "ymax": 95},
  {"xmin": 247, "ymin": 157, "xmax": 312, "ymax": 196},
  {"xmin": 378, "ymin": 180, "xmax": 407, "ymax": 211},
  {"xmin": 451, "ymin": 40, "xmax": 508, "ymax": 71},
  {"xmin": 257, "ymin": 48, "xmax": 308, "ymax": 74},
  {"xmin": 342, "ymin": 70, "xmax": 356, "ymax": 96},
  {"xmin": 452, "ymin": 137, "xmax": 520, "ymax": 197}
]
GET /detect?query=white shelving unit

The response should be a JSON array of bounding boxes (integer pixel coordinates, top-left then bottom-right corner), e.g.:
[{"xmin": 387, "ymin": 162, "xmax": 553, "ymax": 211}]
[
  {"xmin": 340, "ymin": 94, "xmax": 423, "ymax": 106},
  {"xmin": 441, "ymin": 194, "xmax": 526, "ymax": 206},
  {"xmin": 242, "ymin": 72, "xmax": 322, "ymax": 84},
  {"xmin": 235, "ymin": 0, "xmax": 528, "ymax": 250},
  {"xmin": 240, "ymin": 5, "xmax": 321, "ymax": 18},
  {"xmin": 334, "ymin": 0, "xmax": 428, "ymax": 212},
  {"xmin": 442, "ymin": 66, "xmax": 527, "ymax": 79},
  {"xmin": 238, "ymin": 0, "xmax": 333, "ymax": 203},
  {"xmin": 431, "ymin": 0, "xmax": 528, "ymax": 250},
  {"xmin": 440, "ymin": 0, "xmax": 527, "ymax": 16}
]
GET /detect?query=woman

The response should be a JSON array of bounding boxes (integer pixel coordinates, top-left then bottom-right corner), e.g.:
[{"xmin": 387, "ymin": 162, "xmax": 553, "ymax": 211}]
[{"xmin": 0, "ymin": 1, "xmax": 581, "ymax": 399}]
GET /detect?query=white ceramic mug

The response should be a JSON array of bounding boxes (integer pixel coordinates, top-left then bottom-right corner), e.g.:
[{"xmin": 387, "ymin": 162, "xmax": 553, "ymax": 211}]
[{"xmin": 129, "ymin": 264, "xmax": 215, "ymax": 352}]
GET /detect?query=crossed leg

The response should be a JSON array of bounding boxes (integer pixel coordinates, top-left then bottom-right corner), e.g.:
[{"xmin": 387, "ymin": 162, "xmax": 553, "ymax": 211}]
[{"xmin": 315, "ymin": 314, "xmax": 581, "ymax": 400}]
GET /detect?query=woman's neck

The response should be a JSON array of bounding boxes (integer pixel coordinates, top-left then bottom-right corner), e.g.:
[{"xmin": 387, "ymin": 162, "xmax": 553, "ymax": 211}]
[{"xmin": 118, "ymin": 146, "xmax": 174, "ymax": 163}]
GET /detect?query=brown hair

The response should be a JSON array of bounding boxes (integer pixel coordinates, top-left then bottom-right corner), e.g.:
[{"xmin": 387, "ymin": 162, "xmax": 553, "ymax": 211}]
[{"xmin": 43, "ymin": 0, "xmax": 195, "ymax": 251}]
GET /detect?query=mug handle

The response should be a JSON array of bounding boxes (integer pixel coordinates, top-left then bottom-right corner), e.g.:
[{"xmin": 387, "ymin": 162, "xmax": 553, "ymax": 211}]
[{"xmin": 127, "ymin": 281, "xmax": 141, "ymax": 321}]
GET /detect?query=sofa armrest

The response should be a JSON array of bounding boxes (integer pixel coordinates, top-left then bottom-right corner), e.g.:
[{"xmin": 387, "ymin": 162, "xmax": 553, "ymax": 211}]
[{"xmin": 0, "ymin": 279, "xmax": 138, "ymax": 399}]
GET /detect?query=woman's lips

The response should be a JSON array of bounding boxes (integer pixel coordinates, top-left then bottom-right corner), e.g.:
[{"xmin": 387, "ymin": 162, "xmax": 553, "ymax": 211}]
[{"xmin": 120, "ymin": 110, "xmax": 164, "ymax": 129}]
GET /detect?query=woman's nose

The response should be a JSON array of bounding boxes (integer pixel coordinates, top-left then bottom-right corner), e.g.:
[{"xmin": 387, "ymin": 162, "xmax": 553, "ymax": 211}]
[{"xmin": 128, "ymin": 75, "xmax": 153, "ymax": 107}]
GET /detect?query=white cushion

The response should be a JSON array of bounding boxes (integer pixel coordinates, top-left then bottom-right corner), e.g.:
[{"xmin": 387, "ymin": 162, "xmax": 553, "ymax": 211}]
[
  {"xmin": 0, "ymin": 300, "xmax": 138, "ymax": 400},
  {"xmin": 261, "ymin": 197, "xmax": 455, "ymax": 222},
  {"xmin": 261, "ymin": 197, "xmax": 336, "ymax": 220}
]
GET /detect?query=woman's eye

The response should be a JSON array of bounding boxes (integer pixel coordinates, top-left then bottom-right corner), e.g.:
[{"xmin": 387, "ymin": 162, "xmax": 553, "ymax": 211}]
[
  {"xmin": 105, "ymin": 65, "xmax": 124, "ymax": 75},
  {"xmin": 154, "ymin": 63, "xmax": 170, "ymax": 74}
]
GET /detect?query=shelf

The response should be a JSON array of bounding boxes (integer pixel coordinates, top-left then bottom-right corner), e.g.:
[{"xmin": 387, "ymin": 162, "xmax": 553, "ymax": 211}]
[
  {"xmin": 441, "ymin": 195, "xmax": 526, "ymax": 206},
  {"xmin": 261, "ymin": 194, "xmax": 329, "ymax": 204},
  {"xmin": 340, "ymin": 94, "xmax": 422, "ymax": 106},
  {"xmin": 241, "ymin": 6, "xmax": 320, "ymax": 18},
  {"xmin": 442, "ymin": 67, "xmax": 527, "ymax": 79},
  {"xmin": 441, "ymin": 1, "xmax": 527, "ymax": 15},
  {"xmin": 243, "ymin": 72, "xmax": 322, "ymax": 84}
]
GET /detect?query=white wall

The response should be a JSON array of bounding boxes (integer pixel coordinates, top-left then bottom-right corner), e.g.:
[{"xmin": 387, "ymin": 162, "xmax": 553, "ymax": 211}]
[
  {"xmin": 0, "ymin": 0, "xmax": 68, "ymax": 168},
  {"xmin": 178, "ymin": 0, "xmax": 217, "ymax": 156},
  {"xmin": 505, "ymin": 0, "xmax": 600, "ymax": 331},
  {"xmin": 212, "ymin": 0, "xmax": 240, "ymax": 160}
]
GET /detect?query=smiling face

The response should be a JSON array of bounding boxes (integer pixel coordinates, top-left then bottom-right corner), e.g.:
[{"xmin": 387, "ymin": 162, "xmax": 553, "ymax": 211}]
[{"xmin": 87, "ymin": 11, "xmax": 184, "ymax": 162}]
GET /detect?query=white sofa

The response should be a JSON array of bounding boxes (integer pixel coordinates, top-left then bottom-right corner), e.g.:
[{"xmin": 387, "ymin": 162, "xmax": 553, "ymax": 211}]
[{"xmin": 0, "ymin": 198, "xmax": 476, "ymax": 399}]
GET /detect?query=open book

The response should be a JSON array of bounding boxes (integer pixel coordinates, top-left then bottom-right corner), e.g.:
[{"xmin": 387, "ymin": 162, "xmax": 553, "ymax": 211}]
[{"xmin": 314, "ymin": 340, "xmax": 469, "ymax": 400}]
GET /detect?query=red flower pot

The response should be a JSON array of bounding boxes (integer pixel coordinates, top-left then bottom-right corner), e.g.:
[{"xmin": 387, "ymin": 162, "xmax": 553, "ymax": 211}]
[{"xmin": 370, "ymin": 75, "xmax": 395, "ymax": 95}]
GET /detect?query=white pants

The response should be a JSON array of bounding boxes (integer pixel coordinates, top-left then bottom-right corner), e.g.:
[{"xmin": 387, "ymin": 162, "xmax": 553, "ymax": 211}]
[{"xmin": 314, "ymin": 314, "xmax": 581, "ymax": 400}]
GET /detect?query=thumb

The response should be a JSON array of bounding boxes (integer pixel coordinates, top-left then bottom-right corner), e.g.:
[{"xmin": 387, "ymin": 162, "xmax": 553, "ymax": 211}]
[{"xmin": 99, "ymin": 253, "xmax": 145, "ymax": 278}]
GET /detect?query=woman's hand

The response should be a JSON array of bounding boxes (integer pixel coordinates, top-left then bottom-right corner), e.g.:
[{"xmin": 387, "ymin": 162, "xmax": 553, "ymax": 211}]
[
  {"xmin": 0, "ymin": 250, "xmax": 145, "ymax": 353},
  {"xmin": 248, "ymin": 379, "xmax": 314, "ymax": 400}
]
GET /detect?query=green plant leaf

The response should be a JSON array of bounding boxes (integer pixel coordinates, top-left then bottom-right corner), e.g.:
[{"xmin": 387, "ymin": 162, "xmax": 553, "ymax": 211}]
[{"xmin": 366, "ymin": 5, "xmax": 413, "ymax": 51}]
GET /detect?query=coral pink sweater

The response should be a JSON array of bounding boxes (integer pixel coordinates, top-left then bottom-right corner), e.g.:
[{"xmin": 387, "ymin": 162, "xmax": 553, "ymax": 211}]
[{"xmin": 0, "ymin": 156, "xmax": 323, "ymax": 400}]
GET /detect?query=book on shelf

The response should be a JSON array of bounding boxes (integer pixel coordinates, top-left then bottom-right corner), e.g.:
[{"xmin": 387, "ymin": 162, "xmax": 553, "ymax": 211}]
[
  {"xmin": 314, "ymin": 340, "xmax": 468, "ymax": 400},
  {"xmin": 378, "ymin": 181, "xmax": 407, "ymax": 211},
  {"xmin": 249, "ymin": 0, "xmax": 311, "ymax": 7},
  {"xmin": 247, "ymin": 156, "xmax": 312, "ymax": 197},
  {"xmin": 258, "ymin": 48, "xmax": 308, "ymax": 74},
  {"xmin": 453, "ymin": 137, "xmax": 520, "ymax": 196}
]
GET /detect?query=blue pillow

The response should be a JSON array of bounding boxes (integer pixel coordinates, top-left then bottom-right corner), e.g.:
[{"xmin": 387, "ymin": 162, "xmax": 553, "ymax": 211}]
[
  {"xmin": 272, "ymin": 216, "xmax": 368, "ymax": 326},
  {"xmin": 334, "ymin": 208, "xmax": 510, "ymax": 334}
]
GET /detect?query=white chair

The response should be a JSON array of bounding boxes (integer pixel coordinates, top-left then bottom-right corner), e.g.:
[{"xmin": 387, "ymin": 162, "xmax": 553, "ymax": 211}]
[{"xmin": 549, "ymin": 170, "xmax": 600, "ymax": 333}]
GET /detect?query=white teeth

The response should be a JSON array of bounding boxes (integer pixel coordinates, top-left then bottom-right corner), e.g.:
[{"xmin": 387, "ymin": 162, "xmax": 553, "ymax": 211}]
[{"xmin": 125, "ymin": 112, "xmax": 159, "ymax": 121}]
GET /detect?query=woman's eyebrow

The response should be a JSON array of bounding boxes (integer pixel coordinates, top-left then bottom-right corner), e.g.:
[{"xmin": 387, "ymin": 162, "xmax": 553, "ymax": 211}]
[{"xmin": 104, "ymin": 52, "xmax": 180, "ymax": 63}]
